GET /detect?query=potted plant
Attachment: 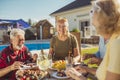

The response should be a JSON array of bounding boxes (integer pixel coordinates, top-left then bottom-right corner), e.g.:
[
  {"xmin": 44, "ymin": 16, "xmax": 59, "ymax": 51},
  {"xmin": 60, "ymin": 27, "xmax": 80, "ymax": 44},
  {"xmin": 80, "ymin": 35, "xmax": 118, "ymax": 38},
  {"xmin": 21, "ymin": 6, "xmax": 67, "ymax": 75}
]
[
  {"xmin": 70, "ymin": 28, "xmax": 81, "ymax": 53},
  {"xmin": 70, "ymin": 28, "xmax": 80, "ymax": 38},
  {"xmin": 71, "ymin": 28, "xmax": 80, "ymax": 33}
]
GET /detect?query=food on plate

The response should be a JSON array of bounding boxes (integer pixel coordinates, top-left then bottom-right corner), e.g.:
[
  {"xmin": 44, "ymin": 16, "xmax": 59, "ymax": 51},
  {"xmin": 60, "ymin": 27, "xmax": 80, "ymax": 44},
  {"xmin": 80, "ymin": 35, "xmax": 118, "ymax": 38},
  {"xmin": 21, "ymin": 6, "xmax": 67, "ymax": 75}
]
[
  {"xmin": 20, "ymin": 63, "xmax": 37, "ymax": 70},
  {"xmin": 57, "ymin": 70, "xmax": 66, "ymax": 77},
  {"xmin": 16, "ymin": 68, "xmax": 46, "ymax": 80},
  {"xmin": 52, "ymin": 60, "xmax": 66, "ymax": 70}
]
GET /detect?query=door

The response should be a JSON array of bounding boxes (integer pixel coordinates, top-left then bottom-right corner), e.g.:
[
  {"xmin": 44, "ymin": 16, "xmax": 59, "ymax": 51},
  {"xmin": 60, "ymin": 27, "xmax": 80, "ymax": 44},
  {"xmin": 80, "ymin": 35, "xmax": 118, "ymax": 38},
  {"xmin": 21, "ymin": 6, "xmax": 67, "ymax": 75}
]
[{"xmin": 79, "ymin": 20, "xmax": 90, "ymax": 37}]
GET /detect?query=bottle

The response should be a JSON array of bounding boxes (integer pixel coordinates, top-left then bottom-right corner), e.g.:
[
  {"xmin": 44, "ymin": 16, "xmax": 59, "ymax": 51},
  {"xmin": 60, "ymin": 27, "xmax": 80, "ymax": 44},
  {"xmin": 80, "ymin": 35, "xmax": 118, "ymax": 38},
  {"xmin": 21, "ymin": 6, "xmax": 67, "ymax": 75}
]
[
  {"xmin": 65, "ymin": 51, "xmax": 73, "ymax": 69},
  {"xmin": 48, "ymin": 53, "xmax": 52, "ymax": 68},
  {"xmin": 68, "ymin": 50, "xmax": 73, "ymax": 65},
  {"xmin": 41, "ymin": 49, "xmax": 44, "ymax": 55},
  {"xmin": 41, "ymin": 49, "xmax": 45, "ymax": 59}
]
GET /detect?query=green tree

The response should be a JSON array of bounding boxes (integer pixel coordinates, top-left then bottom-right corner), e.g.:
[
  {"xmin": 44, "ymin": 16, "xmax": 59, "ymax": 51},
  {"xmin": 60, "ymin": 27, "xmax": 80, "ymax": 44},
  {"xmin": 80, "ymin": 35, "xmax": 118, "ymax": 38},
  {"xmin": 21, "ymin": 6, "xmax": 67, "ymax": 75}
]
[{"xmin": 28, "ymin": 18, "xmax": 32, "ymax": 26}]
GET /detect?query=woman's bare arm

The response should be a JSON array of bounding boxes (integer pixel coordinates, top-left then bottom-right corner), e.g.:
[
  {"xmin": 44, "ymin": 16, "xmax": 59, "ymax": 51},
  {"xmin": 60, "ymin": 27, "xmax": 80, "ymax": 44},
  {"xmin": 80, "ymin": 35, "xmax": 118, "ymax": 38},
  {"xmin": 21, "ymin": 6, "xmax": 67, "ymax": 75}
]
[{"xmin": 105, "ymin": 71, "xmax": 120, "ymax": 80}]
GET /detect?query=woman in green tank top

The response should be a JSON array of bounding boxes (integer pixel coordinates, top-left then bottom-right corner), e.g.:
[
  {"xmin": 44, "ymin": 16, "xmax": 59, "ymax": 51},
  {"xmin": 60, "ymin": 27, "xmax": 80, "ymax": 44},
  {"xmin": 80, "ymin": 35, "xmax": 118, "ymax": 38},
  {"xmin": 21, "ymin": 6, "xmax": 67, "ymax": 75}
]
[{"xmin": 49, "ymin": 18, "xmax": 80, "ymax": 62}]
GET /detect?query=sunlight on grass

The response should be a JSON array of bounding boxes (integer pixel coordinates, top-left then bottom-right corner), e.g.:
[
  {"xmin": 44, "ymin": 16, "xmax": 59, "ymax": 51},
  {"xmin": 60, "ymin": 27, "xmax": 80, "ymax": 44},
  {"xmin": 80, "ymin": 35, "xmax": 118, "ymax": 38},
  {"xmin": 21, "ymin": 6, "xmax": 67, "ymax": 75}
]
[
  {"xmin": 81, "ymin": 47, "xmax": 99, "ymax": 68},
  {"xmin": 81, "ymin": 47, "xmax": 99, "ymax": 55}
]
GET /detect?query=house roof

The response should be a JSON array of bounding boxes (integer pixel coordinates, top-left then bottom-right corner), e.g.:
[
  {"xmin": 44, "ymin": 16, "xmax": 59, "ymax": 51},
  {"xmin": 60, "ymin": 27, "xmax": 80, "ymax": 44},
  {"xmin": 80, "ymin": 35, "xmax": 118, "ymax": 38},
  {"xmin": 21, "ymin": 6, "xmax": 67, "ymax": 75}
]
[
  {"xmin": 0, "ymin": 19, "xmax": 30, "ymax": 29},
  {"xmin": 50, "ymin": 0, "xmax": 91, "ymax": 15},
  {"xmin": 35, "ymin": 19, "xmax": 54, "ymax": 27}
]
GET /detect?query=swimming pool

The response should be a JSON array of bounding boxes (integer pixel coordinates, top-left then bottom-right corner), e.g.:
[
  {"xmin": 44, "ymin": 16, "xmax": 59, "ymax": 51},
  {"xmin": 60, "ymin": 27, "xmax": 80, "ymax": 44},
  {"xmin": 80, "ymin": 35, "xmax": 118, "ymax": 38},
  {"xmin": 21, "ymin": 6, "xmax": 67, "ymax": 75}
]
[{"xmin": 0, "ymin": 42, "xmax": 50, "ymax": 51}]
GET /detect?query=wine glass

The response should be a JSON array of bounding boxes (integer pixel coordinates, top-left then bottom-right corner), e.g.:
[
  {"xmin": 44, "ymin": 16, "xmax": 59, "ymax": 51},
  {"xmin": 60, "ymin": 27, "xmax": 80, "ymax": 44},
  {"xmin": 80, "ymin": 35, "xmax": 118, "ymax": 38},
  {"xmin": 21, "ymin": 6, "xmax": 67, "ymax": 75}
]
[{"xmin": 37, "ymin": 53, "xmax": 52, "ymax": 71}]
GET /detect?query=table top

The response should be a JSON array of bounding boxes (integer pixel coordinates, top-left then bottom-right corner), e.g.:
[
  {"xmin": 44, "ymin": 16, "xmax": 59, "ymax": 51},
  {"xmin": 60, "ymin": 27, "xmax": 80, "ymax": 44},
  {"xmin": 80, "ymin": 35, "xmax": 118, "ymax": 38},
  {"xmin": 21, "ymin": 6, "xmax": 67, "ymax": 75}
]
[
  {"xmin": 41, "ymin": 69, "xmax": 74, "ymax": 80},
  {"xmin": 42, "ymin": 68, "xmax": 97, "ymax": 80}
]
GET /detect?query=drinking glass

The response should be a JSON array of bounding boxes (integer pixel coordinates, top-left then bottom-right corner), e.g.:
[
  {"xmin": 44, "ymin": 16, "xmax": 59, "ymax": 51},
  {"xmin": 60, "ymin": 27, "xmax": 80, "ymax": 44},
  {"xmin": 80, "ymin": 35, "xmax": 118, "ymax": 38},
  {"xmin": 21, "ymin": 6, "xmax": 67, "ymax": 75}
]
[
  {"xmin": 48, "ymin": 53, "xmax": 53, "ymax": 68},
  {"xmin": 37, "ymin": 53, "xmax": 52, "ymax": 71},
  {"xmin": 65, "ymin": 56, "xmax": 73, "ymax": 69}
]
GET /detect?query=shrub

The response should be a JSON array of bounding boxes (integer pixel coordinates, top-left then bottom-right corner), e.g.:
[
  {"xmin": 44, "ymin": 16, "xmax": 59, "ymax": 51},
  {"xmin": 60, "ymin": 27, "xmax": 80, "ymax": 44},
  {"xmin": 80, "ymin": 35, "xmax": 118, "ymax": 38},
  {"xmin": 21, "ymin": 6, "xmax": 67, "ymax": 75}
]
[{"xmin": 71, "ymin": 28, "xmax": 80, "ymax": 32}]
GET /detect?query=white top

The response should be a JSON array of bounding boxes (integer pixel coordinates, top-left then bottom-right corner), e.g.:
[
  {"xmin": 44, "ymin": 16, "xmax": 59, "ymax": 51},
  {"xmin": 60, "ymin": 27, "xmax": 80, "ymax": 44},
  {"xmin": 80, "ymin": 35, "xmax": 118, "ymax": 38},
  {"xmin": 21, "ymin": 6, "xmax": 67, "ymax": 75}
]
[{"xmin": 96, "ymin": 36, "xmax": 107, "ymax": 58}]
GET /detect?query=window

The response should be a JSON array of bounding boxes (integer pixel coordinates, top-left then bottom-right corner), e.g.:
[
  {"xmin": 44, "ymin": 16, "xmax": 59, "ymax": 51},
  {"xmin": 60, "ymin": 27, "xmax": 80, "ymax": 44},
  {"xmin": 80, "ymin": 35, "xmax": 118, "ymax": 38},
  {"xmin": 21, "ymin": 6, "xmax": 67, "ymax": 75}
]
[{"xmin": 79, "ymin": 20, "xmax": 90, "ymax": 37}]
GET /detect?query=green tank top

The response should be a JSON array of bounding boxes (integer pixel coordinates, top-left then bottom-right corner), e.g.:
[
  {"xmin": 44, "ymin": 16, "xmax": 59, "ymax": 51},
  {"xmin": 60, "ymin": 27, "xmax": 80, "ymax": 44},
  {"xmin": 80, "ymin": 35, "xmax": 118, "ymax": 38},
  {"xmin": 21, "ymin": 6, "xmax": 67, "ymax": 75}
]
[{"xmin": 50, "ymin": 34, "xmax": 77, "ymax": 60}]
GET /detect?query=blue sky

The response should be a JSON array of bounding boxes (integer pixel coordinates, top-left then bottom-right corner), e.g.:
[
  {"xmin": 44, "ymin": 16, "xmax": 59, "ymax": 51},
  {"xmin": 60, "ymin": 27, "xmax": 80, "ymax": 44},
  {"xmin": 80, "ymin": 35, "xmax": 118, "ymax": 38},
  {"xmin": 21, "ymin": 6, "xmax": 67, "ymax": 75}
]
[{"xmin": 0, "ymin": 0, "xmax": 74, "ymax": 25}]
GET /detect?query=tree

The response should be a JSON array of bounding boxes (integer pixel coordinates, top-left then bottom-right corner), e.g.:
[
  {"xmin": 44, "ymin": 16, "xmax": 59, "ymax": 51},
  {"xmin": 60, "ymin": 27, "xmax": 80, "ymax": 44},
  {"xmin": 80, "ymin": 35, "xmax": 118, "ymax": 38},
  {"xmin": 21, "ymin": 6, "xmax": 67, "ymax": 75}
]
[{"xmin": 28, "ymin": 19, "xmax": 32, "ymax": 26}]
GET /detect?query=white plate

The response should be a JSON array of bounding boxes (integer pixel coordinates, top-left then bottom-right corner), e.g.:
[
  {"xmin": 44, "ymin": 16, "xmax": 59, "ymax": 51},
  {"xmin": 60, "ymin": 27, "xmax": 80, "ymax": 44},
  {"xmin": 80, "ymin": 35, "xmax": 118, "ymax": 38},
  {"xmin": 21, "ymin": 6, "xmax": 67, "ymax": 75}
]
[
  {"xmin": 20, "ymin": 63, "xmax": 37, "ymax": 70},
  {"xmin": 52, "ymin": 72, "xmax": 69, "ymax": 79},
  {"xmin": 20, "ymin": 65, "xmax": 31, "ymax": 69}
]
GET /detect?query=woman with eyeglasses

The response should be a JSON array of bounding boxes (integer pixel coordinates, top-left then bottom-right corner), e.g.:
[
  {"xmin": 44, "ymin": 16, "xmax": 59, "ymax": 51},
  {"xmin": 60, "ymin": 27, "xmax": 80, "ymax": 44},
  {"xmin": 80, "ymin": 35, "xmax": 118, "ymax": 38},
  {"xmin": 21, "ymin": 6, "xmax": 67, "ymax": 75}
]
[{"xmin": 65, "ymin": 0, "xmax": 120, "ymax": 80}]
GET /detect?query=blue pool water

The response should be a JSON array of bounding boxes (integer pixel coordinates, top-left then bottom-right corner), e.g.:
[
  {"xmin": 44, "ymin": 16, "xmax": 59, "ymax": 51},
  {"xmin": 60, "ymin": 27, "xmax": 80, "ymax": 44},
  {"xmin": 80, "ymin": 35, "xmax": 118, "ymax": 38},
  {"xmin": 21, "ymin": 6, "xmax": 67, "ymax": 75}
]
[{"xmin": 0, "ymin": 42, "xmax": 50, "ymax": 51}]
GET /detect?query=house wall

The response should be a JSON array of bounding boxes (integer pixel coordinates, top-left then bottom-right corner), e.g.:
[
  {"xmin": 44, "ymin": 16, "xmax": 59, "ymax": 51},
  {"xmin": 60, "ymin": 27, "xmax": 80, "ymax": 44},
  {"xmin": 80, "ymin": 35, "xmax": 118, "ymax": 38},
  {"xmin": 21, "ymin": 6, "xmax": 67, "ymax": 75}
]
[
  {"xmin": 52, "ymin": 5, "xmax": 97, "ymax": 37},
  {"xmin": 36, "ymin": 22, "xmax": 53, "ymax": 39},
  {"xmin": 0, "ymin": 29, "xmax": 6, "ymax": 41},
  {"xmin": 42, "ymin": 24, "xmax": 52, "ymax": 39}
]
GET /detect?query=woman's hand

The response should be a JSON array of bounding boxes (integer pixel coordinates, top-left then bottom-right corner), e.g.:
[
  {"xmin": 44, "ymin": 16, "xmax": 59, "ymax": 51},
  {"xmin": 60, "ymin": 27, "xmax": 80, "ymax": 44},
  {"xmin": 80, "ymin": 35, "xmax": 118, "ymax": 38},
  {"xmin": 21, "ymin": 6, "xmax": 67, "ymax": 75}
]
[
  {"xmin": 74, "ymin": 65, "xmax": 87, "ymax": 74},
  {"xmin": 49, "ymin": 48, "xmax": 54, "ymax": 54},
  {"xmin": 65, "ymin": 68, "xmax": 86, "ymax": 80},
  {"xmin": 10, "ymin": 61, "xmax": 23, "ymax": 71},
  {"xmin": 82, "ymin": 54, "xmax": 95, "ymax": 60},
  {"xmin": 88, "ymin": 57, "xmax": 102, "ymax": 65}
]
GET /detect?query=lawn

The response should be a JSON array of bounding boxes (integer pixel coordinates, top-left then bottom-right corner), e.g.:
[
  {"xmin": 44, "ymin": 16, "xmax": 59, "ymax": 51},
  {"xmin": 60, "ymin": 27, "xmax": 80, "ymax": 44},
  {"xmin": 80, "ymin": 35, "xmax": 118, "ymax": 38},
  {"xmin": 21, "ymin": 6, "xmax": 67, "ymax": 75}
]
[
  {"xmin": 81, "ymin": 47, "xmax": 99, "ymax": 55},
  {"xmin": 81, "ymin": 47, "xmax": 99, "ymax": 68},
  {"xmin": 81, "ymin": 47, "xmax": 99, "ymax": 80}
]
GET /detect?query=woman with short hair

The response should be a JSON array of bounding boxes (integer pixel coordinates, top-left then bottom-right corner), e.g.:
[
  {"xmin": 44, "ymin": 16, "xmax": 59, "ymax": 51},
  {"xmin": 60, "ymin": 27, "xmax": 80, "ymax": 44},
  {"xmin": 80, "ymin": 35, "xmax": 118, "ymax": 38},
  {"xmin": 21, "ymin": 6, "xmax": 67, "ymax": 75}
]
[{"xmin": 49, "ymin": 18, "xmax": 80, "ymax": 62}]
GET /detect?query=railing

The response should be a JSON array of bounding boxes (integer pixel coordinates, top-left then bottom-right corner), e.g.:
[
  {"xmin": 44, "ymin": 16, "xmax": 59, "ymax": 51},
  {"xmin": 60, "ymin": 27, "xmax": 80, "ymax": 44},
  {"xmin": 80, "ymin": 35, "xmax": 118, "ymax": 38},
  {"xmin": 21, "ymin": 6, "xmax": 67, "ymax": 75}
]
[
  {"xmin": 25, "ymin": 39, "xmax": 50, "ymax": 43},
  {"xmin": 81, "ymin": 36, "xmax": 99, "ymax": 44}
]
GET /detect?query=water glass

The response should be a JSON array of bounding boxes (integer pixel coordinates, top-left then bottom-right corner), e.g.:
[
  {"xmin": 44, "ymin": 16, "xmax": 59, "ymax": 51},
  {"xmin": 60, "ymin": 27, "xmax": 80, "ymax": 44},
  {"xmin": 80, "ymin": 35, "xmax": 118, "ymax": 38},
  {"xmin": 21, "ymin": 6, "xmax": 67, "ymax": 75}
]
[
  {"xmin": 65, "ymin": 56, "xmax": 73, "ymax": 69},
  {"xmin": 48, "ymin": 53, "xmax": 52, "ymax": 68}
]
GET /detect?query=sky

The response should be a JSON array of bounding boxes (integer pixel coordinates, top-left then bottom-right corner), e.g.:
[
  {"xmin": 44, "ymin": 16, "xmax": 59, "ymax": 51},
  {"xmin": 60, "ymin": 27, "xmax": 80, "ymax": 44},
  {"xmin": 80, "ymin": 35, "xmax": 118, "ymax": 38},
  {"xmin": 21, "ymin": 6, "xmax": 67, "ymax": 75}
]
[{"xmin": 0, "ymin": 0, "xmax": 75, "ymax": 26}]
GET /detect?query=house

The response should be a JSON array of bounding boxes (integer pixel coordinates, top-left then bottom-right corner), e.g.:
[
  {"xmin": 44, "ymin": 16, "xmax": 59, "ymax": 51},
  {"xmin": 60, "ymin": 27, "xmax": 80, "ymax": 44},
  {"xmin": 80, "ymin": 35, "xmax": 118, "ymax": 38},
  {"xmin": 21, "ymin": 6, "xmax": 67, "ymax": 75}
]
[
  {"xmin": 50, "ymin": 0, "xmax": 96, "ymax": 38},
  {"xmin": 0, "ymin": 19, "xmax": 30, "ymax": 29},
  {"xmin": 25, "ymin": 27, "xmax": 37, "ymax": 40},
  {"xmin": 0, "ymin": 19, "xmax": 30, "ymax": 43},
  {"xmin": 34, "ymin": 19, "xmax": 54, "ymax": 39}
]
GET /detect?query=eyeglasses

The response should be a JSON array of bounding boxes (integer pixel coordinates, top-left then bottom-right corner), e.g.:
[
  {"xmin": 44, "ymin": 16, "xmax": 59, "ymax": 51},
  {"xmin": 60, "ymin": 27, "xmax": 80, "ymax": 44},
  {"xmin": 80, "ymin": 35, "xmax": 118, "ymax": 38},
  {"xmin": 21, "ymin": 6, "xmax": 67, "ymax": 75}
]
[
  {"xmin": 18, "ymin": 39, "xmax": 25, "ymax": 42},
  {"xmin": 90, "ymin": 1, "xmax": 101, "ymax": 15}
]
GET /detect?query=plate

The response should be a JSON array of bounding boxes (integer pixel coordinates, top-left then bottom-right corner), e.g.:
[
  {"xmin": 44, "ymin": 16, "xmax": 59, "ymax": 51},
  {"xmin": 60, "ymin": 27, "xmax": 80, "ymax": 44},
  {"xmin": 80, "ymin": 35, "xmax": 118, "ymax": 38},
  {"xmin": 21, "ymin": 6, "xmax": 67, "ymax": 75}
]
[
  {"xmin": 20, "ymin": 63, "xmax": 37, "ymax": 70},
  {"xmin": 52, "ymin": 72, "xmax": 69, "ymax": 79},
  {"xmin": 49, "ymin": 64, "xmax": 58, "ymax": 71},
  {"xmin": 16, "ymin": 69, "xmax": 48, "ymax": 80},
  {"xmin": 49, "ymin": 67, "xmax": 57, "ymax": 71}
]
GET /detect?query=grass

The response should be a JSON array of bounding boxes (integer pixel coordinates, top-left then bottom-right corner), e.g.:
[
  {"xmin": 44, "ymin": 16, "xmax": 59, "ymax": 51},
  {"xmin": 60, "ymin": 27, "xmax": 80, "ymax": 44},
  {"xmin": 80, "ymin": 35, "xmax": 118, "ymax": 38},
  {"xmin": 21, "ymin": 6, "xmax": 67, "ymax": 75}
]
[
  {"xmin": 81, "ymin": 47, "xmax": 99, "ymax": 55},
  {"xmin": 81, "ymin": 47, "xmax": 99, "ymax": 68}
]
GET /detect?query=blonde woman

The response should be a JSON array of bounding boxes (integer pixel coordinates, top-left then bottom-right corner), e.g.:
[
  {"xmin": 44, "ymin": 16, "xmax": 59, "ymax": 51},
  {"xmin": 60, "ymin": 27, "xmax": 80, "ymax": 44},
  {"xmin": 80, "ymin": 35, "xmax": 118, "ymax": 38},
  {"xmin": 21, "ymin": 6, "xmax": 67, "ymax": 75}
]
[
  {"xmin": 66, "ymin": 0, "xmax": 120, "ymax": 80},
  {"xmin": 49, "ymin": 18, "xmax": 80, "ymax": 62}
]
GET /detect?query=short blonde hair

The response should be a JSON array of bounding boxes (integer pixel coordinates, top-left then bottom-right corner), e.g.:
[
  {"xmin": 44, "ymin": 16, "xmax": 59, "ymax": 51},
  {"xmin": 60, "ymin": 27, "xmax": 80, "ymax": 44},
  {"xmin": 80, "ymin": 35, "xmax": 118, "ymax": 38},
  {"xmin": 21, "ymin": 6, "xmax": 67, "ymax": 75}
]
[
  {"xmin": 57, "ymin": 17, "xmax": 69, "ymax": 27},
  {"xmin": 56, "ymin": 17, "xmax": 70, "ymax": 36},
  {"xmin": 10, "ymin": 28, "xmax": 25, "ymax": 39},
  {"xmin": 92, "ymin": 0, "xmax": 120, "ymax": 35}
]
